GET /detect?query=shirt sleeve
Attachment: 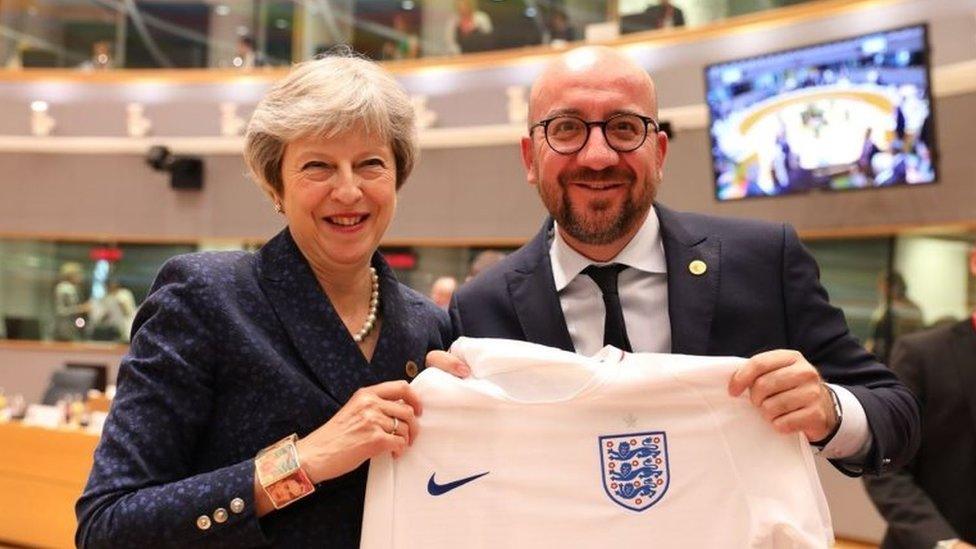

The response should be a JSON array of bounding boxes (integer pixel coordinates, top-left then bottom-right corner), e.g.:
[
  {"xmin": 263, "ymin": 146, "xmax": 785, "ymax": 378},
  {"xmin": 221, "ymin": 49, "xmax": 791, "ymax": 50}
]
[{"xmin": 817, "ymin": 384, "xmax": 872, "ymax": 460}]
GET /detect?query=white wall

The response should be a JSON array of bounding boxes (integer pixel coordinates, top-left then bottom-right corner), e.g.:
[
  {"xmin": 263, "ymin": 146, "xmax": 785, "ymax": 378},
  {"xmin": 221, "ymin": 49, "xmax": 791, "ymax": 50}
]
[{"xmin": 895, "ymin": 236, "xmax": 972, "ymax": 324}]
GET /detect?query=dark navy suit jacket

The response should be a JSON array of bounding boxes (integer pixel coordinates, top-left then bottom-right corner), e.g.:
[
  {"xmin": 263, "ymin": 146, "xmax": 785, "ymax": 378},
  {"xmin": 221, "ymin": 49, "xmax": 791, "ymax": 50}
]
[
  {"xmin": 450, "ymin": 204, "xmax": 920, "ymax": 476},
  {"xmin": 864, "ymin": 319, "xmax": 976, "ymax": 548},
  {"xmin": 76, "ymin": 229, "xmax": 451, "ymax": 548}
]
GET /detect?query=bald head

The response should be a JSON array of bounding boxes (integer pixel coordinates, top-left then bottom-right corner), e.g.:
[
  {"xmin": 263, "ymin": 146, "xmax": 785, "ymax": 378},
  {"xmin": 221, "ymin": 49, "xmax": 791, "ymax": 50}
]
[
  {"xmin": 529, "ymin": 46, "xmax": 658, "ymax": 124},
  {"xmin": 970, "ymin": 243, "xmax": 976, "ymax": 278},
  {"xmin": 429, "ymin": 276, "xmax": 458, "ymax": 309}
]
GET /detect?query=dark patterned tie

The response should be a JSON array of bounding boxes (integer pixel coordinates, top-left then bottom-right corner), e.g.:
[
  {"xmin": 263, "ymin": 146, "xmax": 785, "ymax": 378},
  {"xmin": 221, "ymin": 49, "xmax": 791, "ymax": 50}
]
[{"xmin": 583, "ymin": 264, "xmax": 633, "ymax": 352}]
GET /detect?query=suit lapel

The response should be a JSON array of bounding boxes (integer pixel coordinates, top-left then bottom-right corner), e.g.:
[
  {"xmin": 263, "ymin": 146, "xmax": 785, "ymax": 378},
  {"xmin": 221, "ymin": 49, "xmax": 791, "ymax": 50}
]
[
  {"xmin": 949, "ymin": 320, "xmax": 976, "ymax": 435},
  {"xmin": 506, "ymin": 220, "xmax": 575, "ymax": 352},
  {"xmin": 657, "ymin": 205, "xmax": 719, "ymax": 355},
  {"xmin": 257, "ymin": 229, "xmax": 373, "ymax": 405}
]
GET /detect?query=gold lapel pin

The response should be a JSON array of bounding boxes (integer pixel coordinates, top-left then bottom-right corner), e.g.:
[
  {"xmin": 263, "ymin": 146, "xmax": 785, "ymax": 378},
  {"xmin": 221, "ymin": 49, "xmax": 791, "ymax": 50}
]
[{"xmin": 688, "ymin": 260, "xmax": 707, "ymax": 276}]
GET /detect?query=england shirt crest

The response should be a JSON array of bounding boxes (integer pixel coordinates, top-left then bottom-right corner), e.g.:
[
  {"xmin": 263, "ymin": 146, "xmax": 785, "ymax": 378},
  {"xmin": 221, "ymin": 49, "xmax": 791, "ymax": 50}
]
[{"xmin": 599, "ymin": 431, "xmax": 670, "ymax": 512}]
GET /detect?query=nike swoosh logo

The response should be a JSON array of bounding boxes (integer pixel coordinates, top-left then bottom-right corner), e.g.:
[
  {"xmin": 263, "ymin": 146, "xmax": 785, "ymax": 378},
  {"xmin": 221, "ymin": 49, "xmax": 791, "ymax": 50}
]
[{"xmin": 427, "ymin": 471, "xmax": 490, "ymax": 496}]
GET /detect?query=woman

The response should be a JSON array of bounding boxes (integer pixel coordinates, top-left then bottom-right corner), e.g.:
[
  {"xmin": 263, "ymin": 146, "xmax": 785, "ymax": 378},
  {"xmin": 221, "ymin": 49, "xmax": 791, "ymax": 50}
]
[
  {"xmin": 76, "ymin": 53, "xmax": 452, "ymax": 547},
  {"xmin": 53, "ymin": 262, "xmax": 89, "ymax": 341}
]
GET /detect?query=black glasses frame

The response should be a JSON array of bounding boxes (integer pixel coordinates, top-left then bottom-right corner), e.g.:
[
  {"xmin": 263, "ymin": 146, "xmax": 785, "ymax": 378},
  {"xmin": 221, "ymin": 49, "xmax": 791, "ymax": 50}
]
[{"xmin": 529, "ymin": 113, "xmax": 661, "ymax": 155}]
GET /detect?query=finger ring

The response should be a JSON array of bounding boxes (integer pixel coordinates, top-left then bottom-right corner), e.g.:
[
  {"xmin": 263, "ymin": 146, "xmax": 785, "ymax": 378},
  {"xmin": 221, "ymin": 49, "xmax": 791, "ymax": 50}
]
[{"xmin": 389, "ymin": 417, "xmax": 399, "ymax": 436}]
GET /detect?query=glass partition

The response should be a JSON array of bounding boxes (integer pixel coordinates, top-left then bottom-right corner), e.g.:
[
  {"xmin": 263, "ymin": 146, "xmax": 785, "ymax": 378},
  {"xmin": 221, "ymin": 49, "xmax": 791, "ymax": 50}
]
[
  {"xmin": 1, "ymin": 232, "xmax": 971, "ymax": 349},
  {"xmin": 806, "ymin": 234, "xmax": 975, "ymax": 364},
  {"xmin": 0, "ymin": 237, "xmax": 518, "ymax": 343},
  {"xmin": 0, "ymin": 0, "xmax": 821, "ymax": 70}
]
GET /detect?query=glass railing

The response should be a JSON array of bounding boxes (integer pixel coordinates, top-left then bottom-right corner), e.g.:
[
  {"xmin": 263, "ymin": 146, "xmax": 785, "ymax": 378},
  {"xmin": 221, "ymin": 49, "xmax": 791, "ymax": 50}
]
[{"xmin": 0, "ymin": 0, "xmax": 819, "ymax": 71}]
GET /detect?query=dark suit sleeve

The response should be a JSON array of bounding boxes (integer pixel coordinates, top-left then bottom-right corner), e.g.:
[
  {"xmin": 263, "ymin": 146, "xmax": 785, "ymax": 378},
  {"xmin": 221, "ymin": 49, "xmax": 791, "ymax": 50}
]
[
  {"xmin": 863, "ymin": 339, "xmax": 959, "ymax": 547},
  {"xmin": 448, "ymin": 294, "xmax": 464, "ymax": 343},
  {"xmin": 782, "ymin": 225, "xmax": 920, "ymax": 476},
  {"xmin": 76, "ymin": 257, "xmax": 270, "ymax": 548}
]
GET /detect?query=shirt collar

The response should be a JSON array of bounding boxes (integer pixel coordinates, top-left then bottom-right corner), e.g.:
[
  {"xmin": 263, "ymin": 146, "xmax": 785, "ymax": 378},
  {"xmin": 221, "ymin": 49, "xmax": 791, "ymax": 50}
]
[{"xmin": 550, "ymin": 208, "xmax": 667, "ymax": 292}]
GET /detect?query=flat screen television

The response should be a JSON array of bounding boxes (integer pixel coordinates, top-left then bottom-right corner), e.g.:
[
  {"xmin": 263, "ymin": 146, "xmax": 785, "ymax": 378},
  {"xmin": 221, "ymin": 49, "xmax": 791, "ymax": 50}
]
[{"xmin": 705, "ymin": 24, "xmax": 936, "ymax": 201}]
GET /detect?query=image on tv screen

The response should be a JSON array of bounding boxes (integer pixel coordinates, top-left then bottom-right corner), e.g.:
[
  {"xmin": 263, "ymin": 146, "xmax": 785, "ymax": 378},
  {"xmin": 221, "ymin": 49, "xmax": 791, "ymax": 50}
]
[{"xmin": 705, "ymin": 25, "xmax": 935, "ymax": 201}]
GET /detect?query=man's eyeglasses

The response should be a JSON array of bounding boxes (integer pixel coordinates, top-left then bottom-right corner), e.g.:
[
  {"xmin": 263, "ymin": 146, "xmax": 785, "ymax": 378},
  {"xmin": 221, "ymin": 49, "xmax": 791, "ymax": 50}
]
[{"xmin": 529, "ymin": 113, "xmax": 660, "ymax": 155}]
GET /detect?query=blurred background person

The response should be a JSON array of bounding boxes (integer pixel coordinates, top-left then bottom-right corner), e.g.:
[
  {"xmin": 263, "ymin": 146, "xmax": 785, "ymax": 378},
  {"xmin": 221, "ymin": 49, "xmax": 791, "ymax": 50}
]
[
  {"xmin": 78, "ymin": 41, "xmax": 113, "ymax": 71},
  {"xmin": 622, "ymin": 0, "xmax": 685, "ymax": 34},
  {"xmin": 233, "ymin": 36, "xmax": 265, "ymax": 68},
  {"xmin": 76, "ymin": 52, "xmax": 451, "ymax": 547},
  {"xmin": 382, "ymin": 13, "xmax": 420, "ymax": 60},
  {"xmin": 446, "ymin": 0, "xmax": 493, "ymax": 54},
  {"xmin": 547, "ymin": 9, "xmax": 576, "ymax": 47},
  {"xmin": 90, "ymin": 279, "xmax": 137, "ymax": 342},
  {"xmin": 429, "ymin": 276, "xmax": 457, "ymax": 309},
  {"xmin": 863, "ymin": 243, "xmax": 976, "ymax": 549},
  {"xmin": 53, "ymin": 262, "xmax": 89, "ymax": 341},
  {"xmin": 466, "ymin": 249, "xmax": 507, "ymax": 281},
  {"xmin": 866, "ymin": 270, "xmax": 924, "ymax": 364},
  {"xmin": 646, "ymin": 0, "xmax": 685, "ymax": 28}
]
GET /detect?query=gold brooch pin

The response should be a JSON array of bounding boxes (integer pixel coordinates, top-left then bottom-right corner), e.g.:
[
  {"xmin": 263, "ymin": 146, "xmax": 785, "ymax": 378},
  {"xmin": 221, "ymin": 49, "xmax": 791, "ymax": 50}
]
[{"xmin": 688, "ymin": 260, "xmax": 707, "ymax": 276}]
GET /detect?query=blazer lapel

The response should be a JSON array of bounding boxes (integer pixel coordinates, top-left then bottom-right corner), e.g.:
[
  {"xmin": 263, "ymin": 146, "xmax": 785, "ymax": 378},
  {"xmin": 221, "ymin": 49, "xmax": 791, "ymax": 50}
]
[
  {"xmin": 950, "ymin": 320, "xmax": 976, "ymax": 435},
  {"xmin": 505, "ymin": 220, "xmax": 575, "ymax": 352},
  {"xmin": 257, "ymin": 229, "xmax": 373, "ymax": 405},
  {"xmin": 657, "ymin": 205, "xmax": 719, "ymax": 355}
]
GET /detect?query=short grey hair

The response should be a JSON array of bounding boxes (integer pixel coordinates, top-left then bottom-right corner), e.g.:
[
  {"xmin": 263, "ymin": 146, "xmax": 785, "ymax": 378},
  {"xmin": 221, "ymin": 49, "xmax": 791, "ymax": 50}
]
[{"xmin": 244, "ymin": 51, "xmax": 418, "ymax": 200}]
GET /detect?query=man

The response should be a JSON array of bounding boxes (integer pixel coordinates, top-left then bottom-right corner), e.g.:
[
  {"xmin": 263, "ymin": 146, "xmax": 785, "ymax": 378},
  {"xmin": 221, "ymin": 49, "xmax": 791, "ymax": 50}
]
[
  {"xmin": 621, "ymin": 0, "xmax": 685, "ymax": 34},
  {"xmin": 863, "ymin": 245, "xmax": 976, "ymax": 549},
  {"xmin": 429, "ymin": 46, "xmax": 919, "ymax": 476},
  {"xmin": 445, "ymin": 0, "xmax": 494, "ymax": 54},
  {"xmin": 429, "ymin": 276, "xmax": 458, "ymax": 309}
]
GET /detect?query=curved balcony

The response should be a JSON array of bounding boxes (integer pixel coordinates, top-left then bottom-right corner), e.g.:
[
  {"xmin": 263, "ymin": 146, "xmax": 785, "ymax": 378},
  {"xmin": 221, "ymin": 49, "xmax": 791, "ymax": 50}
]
[{"xmin": 0, "ymin": 0, "xmax": 822, "ymax": 70}]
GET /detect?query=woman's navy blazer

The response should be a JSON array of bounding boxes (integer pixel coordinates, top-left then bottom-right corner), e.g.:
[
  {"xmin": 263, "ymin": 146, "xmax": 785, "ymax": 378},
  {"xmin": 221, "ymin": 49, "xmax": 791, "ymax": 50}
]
[{"xmin": 76, "ymin": 228, "xmax": 452, "ymax": 548}]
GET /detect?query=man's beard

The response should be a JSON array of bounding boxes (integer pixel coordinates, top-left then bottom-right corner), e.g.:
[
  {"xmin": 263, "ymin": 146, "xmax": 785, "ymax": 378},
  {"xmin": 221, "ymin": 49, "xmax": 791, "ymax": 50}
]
[{"xmin": 542, "ymin": 166, "xmax": 652, "ymax": 245}]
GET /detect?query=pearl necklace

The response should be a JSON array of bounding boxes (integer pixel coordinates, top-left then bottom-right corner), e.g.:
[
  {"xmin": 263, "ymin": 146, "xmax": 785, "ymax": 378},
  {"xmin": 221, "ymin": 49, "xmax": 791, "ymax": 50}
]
[{"xmin": 352, "ymin": 267, "xmax": 380, "ymax": 343}]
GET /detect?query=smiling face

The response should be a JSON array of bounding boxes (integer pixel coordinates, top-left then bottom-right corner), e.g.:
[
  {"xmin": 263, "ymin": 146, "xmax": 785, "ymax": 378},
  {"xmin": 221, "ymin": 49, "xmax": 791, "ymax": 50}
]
[
  {"xmin": 521, "ymin": 47, "xmax": 668, "ymax": 261},
  {"xmin": 278, "ymin": 128, "xmax": 397, "ymax": 275}
]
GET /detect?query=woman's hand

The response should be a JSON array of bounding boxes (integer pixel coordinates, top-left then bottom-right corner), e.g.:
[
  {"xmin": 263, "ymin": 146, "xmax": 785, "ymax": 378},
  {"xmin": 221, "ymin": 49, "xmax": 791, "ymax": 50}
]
[{"xmin": 296, "ymin": 380, "xmax": 422, "ymax": 484}]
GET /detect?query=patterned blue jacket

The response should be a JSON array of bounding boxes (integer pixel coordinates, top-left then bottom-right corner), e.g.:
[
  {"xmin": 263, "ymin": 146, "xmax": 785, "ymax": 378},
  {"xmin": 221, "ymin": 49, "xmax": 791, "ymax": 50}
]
[{"xmin": 76, "ymin": 228, "xmax": 452, "ymax": 548}]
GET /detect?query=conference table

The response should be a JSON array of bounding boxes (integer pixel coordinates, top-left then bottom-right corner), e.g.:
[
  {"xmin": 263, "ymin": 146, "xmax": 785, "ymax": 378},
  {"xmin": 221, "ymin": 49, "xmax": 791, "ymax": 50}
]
[
  {"xmin": 0, "ymin": 422, "xmax": 99, "ymax": 548},
  {"xmin": 0, "ymin": 421, "xmax": 880, "ymax": 548}
]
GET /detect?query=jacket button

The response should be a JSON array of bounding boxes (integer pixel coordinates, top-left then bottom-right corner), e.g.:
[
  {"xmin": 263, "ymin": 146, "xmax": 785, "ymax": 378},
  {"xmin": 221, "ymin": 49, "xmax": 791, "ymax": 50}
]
[
  {"xmin": 688, "ymin": 260, "xmax": 707, "ymax": 276},
  {"xmin": 213, "ymin": 508, "xmax": 228, "ymax": 524},
  {"xmin": 405, "ymin": 360, "xmax": 419, "ymax": 378},
  {"xmin": 229, "ymin": 498, "xmax": 245, "ymax": 514},
  {"xmin": 196, "ymin": 515, "xmax": 212, "ymax": 530}
]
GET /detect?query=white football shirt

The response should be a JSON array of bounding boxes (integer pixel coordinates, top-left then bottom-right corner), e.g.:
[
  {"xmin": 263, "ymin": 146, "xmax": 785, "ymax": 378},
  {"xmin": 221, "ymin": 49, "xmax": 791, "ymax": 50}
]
[{"xmin": 361, "ymin": 338, "xmax": 833, "ymax": 548}]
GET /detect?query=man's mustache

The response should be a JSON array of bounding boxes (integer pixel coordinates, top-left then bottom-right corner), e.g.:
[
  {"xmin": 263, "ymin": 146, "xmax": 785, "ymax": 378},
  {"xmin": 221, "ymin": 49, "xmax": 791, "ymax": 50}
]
[{"xmin": 558, "ymin": 167, "xmax": 636, "ymax": 186}]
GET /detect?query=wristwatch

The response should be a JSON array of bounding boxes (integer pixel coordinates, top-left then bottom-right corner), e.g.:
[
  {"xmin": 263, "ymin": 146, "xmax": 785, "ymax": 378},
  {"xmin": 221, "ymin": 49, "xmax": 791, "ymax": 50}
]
[{"xmin": 811, "ymin": 385, "xmax": 843, "ymax": 450}]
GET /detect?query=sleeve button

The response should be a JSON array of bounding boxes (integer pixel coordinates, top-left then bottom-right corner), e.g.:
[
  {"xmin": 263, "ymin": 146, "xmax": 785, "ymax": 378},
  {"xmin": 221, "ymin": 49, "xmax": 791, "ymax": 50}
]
[
  {"xmin": 213, "ymin": 508, "xmax": 228, "ymax": 524},
  {"xmin": 230, "ymin": 497, "xmax": 245, "ymax": 514},
  {"xmin": 196, "ymin": 515, "xmax": 212, "ymax": 530}
]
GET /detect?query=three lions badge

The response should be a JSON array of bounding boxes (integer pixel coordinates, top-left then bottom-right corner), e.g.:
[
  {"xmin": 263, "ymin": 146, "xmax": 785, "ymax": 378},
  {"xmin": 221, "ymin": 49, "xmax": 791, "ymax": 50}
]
[{"xmin": 599, "ymin": 431, "xmax": 670, "ymax": 512}]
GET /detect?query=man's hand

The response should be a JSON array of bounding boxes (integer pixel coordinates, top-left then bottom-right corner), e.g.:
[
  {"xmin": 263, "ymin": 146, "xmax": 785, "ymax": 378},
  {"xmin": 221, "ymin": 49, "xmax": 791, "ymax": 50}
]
[
  {"xmin": 728, "ymin": 350, "xmax": 838, "ymax": 443},
  {"xmin": 425, "ymin": 350, "xmax": 471, "ymax": 378}
]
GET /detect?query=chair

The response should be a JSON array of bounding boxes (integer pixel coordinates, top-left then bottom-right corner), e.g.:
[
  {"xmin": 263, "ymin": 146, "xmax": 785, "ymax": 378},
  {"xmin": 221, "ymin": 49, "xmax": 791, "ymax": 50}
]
[
  {"xmin": 41, "ymin": 369, "xmax": 99, "ymax": 405},
  {"xmin": 65, "ymin": 363, "xmax": 109, "ymax": 393},
  {"xmin": 3, "ymin": 316, "xmax": 41, "ymax": 340}
]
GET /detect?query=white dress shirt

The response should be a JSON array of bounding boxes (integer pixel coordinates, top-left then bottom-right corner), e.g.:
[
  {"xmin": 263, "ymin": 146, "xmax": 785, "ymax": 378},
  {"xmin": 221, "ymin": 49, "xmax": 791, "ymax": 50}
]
[{"xmin": 549, "ymin": 210, "xmax": 871, "ymax": 461}]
